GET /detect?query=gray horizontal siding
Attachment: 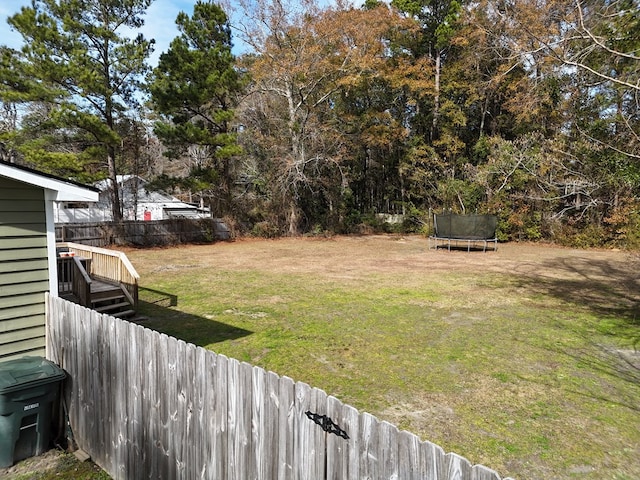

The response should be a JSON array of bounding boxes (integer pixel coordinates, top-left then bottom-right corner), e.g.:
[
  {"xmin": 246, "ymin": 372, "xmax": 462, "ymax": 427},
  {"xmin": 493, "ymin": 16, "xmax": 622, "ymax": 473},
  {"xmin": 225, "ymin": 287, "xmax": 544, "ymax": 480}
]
[
  {"xmin": 0, "ymin": 211, "xmax": 47, "ymax": 224},
  {"xmin": 0, "ymin": 314, "xmax": 47, "ymax": 333},
  {"xmin": 0, "ymin": 257, "xmax": 49, "ymax": 273},
  {"xmin": 0, "ymin": 223, "xmax": 47, "ymax": 237},
  {"xmin": 0, "ymin": 177, "xmax": 49, "ymax": 360},
  {"xmin": 0, "ymin": 280, "xmax": 50, "ymax": 297},
  {"xmin": 0, "ymin": 237, "xmax": 48, "ymax": 249},
  {"xmin": 0, "ymin": 336, "xmax": 46, "ymax": 359},
  {"xmin": 0, "ymin": 199, "xmax": 47, "ymax": 213},
  {"xmin": 0, "ymin": 270, "xmax": 51, "ymax": 286},
  {"xmin": 0, "ymin": 325, "xmax": 46, "ymax": 347},
  {"xmin": 0, "ymin": 247, "xmax": 48, "ymax": 262},
  {"xmin": 0, "ymin": 303, "xmax": 46, "ymax": 322}
]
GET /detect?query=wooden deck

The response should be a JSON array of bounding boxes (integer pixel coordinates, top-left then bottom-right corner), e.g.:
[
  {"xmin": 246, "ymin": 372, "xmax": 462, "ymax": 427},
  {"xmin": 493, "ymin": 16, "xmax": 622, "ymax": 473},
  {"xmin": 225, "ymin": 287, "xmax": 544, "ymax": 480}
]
[
  {"xmin": 90, "ymin": 278, "xmax": 121, "ymax": 295},
  {"xmin": 57, "ymin": 243, "xmax": 139, "ymax": 318},
  {"xmin": 60, "ymin": 276, "xmax": 136, "ymax": 318}
]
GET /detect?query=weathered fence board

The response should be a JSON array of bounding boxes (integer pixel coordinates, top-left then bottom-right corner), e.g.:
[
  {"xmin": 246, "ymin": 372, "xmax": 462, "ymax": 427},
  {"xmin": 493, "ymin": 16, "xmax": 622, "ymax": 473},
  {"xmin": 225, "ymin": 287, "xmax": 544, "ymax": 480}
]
[
  {"xmin": 115, "ymin": 319, "xmax": 129, "ymax": 480},
  {"xmin": 278, "ymin": 375, "xmax": 295, "ymax": 480},
  {"xmin": 426, "ymin": 440, "xmax": 448, "ymax": 479},
  {"xmin": 325, "ymin": 395, "xmax": 346, "ymax": 480},
  {"xmin": 398, "ymin": 429, "xmax": 422, "ymax": 479},
  {"xmin": 473, "ymin": 464, "xmax": 502, "ymax": 480},
  {"xmin": 263, "ymin": 371, "xmax": 281, "ymax": 479},
  {"xmin": 343, "ymin": 403, "xmax": 361, "ymax": 479},
  {"xmin": 145, "ymin": 329, "xmax": 159, "ymax": 479},
  {"xmin": 359, "ymin": 412, "xmax": 380, "ymax": 478},
  {"xmin": 156, "ymin": 332, "xmax": 171, "ymax": 479},
  {"xmin": 227, "ymin": 359, "xmax": 250, "ymax": 479},
  {"xmin": 202, "ymin": 349, "xmax": 216, "ymax": 479},
  {"xmin": 131, "ymin": 323, "xmax": 145, "ymax": 479},
  {"xmin": 447, "ymin": 452, "xmax": 473, "ymax": 480},
  {"xmin": 382, "ymin": 420, "xmax": 400, "ymax": 478},
  {"xmin": 46, "ymin": 295, "xmax": 511, "ymax": 480},
  {"xmin": 214, "ymin": 353, "xmax": 229, "ymax": 480}
]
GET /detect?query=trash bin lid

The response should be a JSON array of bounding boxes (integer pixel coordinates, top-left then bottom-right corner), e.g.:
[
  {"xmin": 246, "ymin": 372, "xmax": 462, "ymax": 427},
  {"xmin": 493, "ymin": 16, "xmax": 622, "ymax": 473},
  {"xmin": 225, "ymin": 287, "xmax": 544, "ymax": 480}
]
[{"xmin": 0, "ymin": 356, "xmax": 66, "ymax": 394}]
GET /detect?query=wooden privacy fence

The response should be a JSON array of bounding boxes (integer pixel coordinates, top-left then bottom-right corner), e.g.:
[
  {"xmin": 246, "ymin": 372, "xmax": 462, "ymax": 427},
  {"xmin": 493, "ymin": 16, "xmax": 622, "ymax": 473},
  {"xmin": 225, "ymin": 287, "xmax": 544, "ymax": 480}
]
[
  {"xmin": 46, "ymin": 296, "xmax": 511, "ymax": 480},
  {"xmin": 55, "ymin": 219, "xmax": 230, "ymax": 247}
]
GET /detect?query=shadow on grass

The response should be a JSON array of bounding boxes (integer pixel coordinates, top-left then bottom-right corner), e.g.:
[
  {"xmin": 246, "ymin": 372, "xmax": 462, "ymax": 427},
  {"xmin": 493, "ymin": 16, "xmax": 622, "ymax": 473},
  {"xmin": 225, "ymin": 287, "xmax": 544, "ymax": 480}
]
[
  {"xmin": 133, "ymin": 286, "xmax": 252, "ymax": 347},
  {"xmin": 514, "ymin": 333, "xmax": 640, "ymax": 412},
  {"xmin": 513, "ymin": 255, "xmax": 640, "ymax": 328},
  {"xmin": 511, "ymin": 254, "xmax": 640, "ymax": 405}
]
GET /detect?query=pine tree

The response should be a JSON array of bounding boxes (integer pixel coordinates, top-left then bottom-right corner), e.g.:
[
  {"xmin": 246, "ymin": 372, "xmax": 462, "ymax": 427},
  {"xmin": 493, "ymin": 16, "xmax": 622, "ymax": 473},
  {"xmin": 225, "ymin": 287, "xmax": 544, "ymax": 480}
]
[
  {"xmin": 6, "ymin": 0, "xmax": 154, "ymax": 221},
  {"xmin": 149, "ymin": 1, "xmax": 244, "ymax": 216}
]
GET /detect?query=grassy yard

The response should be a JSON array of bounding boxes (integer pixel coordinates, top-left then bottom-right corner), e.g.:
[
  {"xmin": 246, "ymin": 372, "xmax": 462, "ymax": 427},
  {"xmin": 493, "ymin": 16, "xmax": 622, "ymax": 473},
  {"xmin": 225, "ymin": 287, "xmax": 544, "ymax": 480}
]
[{"xmin": 125, "ymin": 235, "xmax": 639, "ymax": 480}]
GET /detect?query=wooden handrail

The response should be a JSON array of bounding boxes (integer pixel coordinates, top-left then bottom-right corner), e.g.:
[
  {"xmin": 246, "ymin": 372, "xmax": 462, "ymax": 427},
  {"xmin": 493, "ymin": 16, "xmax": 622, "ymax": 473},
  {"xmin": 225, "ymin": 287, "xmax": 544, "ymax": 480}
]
[
  {"xmin": 57, "ymin": 255, "xmax": 92, "ymax": 307},
  {"xmin": 119, "ymin": 284, "xmax": 136, "ymax": 307},
  {"xmin": 71, "ymin": 256, "xmax": 92, "ymax": 307},
  {"xmin": 58, "ymin": 242, "xmax": 140, "ymax": 279},
  {"xmin": 72, "ymin": 255, "xmax": 93, "ymax": 285}
]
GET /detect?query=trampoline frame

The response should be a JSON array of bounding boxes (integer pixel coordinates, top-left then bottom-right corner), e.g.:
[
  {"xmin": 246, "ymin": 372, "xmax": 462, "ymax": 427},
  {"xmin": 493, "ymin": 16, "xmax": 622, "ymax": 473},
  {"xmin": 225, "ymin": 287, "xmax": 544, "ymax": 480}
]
[{"xmin": 428, "ymin": 213, "xmax": 498, "ymax": 252}]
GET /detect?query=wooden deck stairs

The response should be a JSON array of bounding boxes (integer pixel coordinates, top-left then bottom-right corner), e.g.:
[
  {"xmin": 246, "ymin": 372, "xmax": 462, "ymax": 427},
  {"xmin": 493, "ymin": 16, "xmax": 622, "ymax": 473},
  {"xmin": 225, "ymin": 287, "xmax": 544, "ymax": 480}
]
[
  {"xmin": 57, "ymin": 243, "xmax": 139, "ymax": 318},
  {"xmin": 90, "ymin": 278, "xmax": 136, "ymax": 318}
]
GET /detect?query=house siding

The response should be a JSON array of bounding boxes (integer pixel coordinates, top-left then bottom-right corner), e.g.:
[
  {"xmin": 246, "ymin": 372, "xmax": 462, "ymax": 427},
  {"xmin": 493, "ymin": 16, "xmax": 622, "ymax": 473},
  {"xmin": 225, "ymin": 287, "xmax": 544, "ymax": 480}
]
[{"xmin": 0, "ymin": 177, "xmax": 48, "ymax": 361}]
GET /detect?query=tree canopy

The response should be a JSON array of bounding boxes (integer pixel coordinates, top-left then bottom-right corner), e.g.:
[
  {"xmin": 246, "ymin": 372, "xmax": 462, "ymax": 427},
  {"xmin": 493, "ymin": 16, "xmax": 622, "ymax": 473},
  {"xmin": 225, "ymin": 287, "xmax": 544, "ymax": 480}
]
[
  {"xmin": 149, "ymin": 0, "xmax": 244, "ymax": 215},
  {"xmin": 1, "ymin": 0, "xmax": 638, "ymax": 246},
  {"xmin": 3, "ymin": 0, "xmax": 154, "ymax": 221}
]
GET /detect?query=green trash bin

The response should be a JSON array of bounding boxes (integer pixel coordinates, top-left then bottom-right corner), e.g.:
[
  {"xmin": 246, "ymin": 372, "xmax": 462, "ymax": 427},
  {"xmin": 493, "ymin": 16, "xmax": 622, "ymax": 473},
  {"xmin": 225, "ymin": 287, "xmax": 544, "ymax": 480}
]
[{"xmin": 0, "ymin": 356, "xmax": 66, "ymax": 468}]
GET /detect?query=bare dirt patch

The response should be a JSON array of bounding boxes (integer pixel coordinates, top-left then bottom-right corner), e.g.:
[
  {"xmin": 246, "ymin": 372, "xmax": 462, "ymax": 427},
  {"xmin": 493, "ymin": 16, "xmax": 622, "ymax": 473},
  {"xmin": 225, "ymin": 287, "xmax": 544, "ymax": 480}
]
[
  {"xmin": 0, "ymin": 449, "xmax": 63, "ymax": 478},
  {"xmin": 126, "ymin": 234, "xmax": 635, "ymax": 278}
]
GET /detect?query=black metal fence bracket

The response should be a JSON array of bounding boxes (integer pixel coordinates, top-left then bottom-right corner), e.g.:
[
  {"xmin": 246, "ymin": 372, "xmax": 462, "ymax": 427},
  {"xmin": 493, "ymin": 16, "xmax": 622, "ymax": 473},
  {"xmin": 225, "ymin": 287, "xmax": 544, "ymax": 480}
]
[{"xmin": 305, "ymin": 411, "xmax": 349, "ymax": 440}]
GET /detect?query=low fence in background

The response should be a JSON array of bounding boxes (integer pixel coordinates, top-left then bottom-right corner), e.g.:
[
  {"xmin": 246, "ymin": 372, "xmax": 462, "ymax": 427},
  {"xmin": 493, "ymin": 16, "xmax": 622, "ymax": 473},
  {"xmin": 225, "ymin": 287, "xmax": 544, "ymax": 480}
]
[
  {"xmin": 46, "ymin": 296, "xmax": 511, "ymax": 480},
  {"xmin": 55, "ymin": 219, "xmax": 230, "ymax": 247}
]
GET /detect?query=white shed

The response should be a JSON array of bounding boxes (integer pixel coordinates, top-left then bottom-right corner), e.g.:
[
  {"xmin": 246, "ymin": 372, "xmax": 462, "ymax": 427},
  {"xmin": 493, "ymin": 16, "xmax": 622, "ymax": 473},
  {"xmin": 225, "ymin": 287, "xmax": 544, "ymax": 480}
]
[{"xmin": 54, "ymin": 175, "xmax": 210, "ymax": 222}]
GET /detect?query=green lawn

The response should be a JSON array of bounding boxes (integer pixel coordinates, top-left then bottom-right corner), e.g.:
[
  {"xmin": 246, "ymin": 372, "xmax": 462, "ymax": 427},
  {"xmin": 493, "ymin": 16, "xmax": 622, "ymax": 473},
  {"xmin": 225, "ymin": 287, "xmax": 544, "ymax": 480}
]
[{"xmin": 129, "ymin": 236, "xmax": 640, "ymax": 480}]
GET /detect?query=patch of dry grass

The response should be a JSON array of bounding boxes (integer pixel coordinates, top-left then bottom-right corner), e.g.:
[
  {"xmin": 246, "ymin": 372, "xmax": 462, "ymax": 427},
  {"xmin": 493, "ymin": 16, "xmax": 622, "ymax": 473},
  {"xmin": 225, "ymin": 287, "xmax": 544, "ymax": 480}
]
[{"xmin": 0, "ymin": 450, "xmax": 108, "ymax": 479}]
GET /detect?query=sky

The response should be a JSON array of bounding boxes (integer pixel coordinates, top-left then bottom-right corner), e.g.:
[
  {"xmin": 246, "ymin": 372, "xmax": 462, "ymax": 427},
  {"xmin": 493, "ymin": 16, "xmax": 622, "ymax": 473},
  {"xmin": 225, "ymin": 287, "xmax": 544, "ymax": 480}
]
[{"xmin": 0, "ymin": 0, "xmax": 221, "ymax": 67}]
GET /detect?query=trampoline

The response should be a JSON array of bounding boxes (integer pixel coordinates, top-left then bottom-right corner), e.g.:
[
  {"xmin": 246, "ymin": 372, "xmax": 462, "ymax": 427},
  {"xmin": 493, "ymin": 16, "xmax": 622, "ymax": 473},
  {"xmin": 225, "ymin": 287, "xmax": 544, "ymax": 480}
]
[{"xmin": 429, "ymin": 213, "xmax": 498, "ymax": 252}]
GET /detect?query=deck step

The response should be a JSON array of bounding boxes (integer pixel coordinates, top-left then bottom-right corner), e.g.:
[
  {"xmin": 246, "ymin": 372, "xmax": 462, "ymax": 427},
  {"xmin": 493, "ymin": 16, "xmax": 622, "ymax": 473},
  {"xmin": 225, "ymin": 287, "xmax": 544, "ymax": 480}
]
[
  {"xmin": 92, "ymin": 294, "xmax": 126, "ymax": 305},
  {"xmin": 112, "ymin": 309, "xmax": 135, "ymax": 319},
  {"xmin": 94, "ymin": 301, "xmax": 131, "ymax": 313},
  {"xmin": 60, "ymin": 293, "xmax": 77, "ymax": 302},
  {"xmin": 63, "ymin": 274, "xmax": 136, "ymax": 317}
]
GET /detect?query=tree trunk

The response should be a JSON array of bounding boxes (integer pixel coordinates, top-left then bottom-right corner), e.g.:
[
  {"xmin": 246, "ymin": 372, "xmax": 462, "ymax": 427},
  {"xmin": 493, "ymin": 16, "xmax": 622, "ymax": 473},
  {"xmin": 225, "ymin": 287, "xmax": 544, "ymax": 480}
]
[
  {"xmin": 288, "ymin": 199, "xmax": 298, "ymax": 236},
  {"xmin": 107, "ymin": 147, "xmax": 123, "ymax": 222},
  {"xmin": 431, "ymin": 50, "xmax": 441, "ymax": 142},
  {"xmin": 479, "ymin": 93, "xmax": 490, "ymax": 137},
  {"xmin": 104, "ymin": 59, "xmax": 122, "ymax": 223},
  {"xmin": 285, "ymin": 83, "xmax": 304, "ymax": 237}
]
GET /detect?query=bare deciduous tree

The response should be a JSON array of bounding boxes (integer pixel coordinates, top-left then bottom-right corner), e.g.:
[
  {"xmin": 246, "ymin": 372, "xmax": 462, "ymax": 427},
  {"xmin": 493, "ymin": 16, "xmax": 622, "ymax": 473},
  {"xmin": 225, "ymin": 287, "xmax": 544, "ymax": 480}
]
[{"xmin": 235, "ymin": 0, "xmax": 417, "ymax": 233}]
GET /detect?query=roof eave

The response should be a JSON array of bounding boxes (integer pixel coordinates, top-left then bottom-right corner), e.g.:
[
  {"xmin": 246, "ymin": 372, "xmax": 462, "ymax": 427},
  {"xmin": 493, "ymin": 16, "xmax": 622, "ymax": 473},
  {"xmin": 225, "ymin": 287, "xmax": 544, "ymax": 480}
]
[{"xmin": 0, "ymin": 161, "xmax": 99, "ymax": 202}]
